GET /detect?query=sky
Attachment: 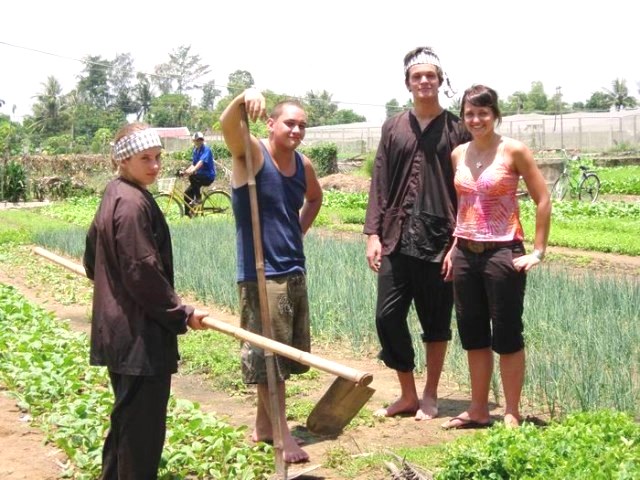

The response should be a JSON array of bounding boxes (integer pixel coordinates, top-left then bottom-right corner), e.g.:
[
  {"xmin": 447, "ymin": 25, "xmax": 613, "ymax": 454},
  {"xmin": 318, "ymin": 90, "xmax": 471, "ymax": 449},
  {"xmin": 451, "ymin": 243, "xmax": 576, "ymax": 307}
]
[{"xmin": 1, "ymin": 0, "xmax": 638, "ymax": 125}]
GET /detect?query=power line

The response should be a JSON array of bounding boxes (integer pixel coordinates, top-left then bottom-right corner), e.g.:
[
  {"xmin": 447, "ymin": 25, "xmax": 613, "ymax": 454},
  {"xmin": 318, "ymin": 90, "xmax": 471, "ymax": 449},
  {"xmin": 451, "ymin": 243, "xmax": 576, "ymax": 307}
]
[
  {"xmin": 0, "ymin": 40, "xmax": 175, "ymax": 82},
  {"xmin": 0, "ymin": 40, "xmax": 86, "ymax": 64},
  {"xmin": 0, "ymin": 40, "xmax": 393, "ymax": 112}
]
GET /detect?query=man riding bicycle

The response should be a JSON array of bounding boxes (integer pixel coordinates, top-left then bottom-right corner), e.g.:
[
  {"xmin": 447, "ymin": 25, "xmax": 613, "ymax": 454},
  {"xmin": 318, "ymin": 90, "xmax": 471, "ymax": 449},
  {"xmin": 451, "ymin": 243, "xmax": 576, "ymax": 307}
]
[{"xmin": 184, "ymin": 131, "xmax": 216, "ymax": 215}]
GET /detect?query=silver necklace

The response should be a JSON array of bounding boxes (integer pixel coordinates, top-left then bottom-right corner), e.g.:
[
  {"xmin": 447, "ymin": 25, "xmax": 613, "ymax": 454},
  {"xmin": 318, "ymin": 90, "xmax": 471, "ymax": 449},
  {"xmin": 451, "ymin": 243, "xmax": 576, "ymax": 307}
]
[
  {"xmin": 473, "ymin": 141, "xmax": 498, "ymax": 169},
  {"xmin": 474, "ymin": 137, "xmax": 500, "ymax": 170}
]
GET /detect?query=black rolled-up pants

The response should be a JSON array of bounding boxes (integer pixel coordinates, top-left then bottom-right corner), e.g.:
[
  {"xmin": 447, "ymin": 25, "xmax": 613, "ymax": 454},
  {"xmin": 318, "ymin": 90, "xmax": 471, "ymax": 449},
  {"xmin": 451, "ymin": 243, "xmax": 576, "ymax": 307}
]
[{"xmin": 375, "ymin": 253, "xmax": 453, "ymax": 372}]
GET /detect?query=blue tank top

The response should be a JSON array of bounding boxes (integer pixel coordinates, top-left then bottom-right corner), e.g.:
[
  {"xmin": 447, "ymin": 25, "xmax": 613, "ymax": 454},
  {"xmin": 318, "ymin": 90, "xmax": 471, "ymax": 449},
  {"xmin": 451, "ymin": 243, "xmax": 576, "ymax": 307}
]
[{"xmin": 232, "ymin": 142, "xmax": 306, "ymax": 282}]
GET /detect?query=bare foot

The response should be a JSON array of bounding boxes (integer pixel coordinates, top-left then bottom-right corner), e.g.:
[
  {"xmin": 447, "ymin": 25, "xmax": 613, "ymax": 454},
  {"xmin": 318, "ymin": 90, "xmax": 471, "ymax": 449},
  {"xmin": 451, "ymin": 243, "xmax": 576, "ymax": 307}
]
[
  {"xmin": 503, "ymin": 413, "xmax": 521, "ymax": 428},
  {"xmin": 441, "ymin": 411, "xmax": 492, "ymax": 430},
  {"xmin": 373, "ymin": 397, "xmax": 419, "ymax": 418},
  {"xmin": 283, "ymin": 435, "xmax": 309, "ymax": 464},
  {"xmin": 251, "ymin": 432, "xmax": 305, "ymax": 446},
  {"xmin": 415, "ymin": 394, "xmax": 438, "ymax": 421},
  {"xmin": 251, "ymin": 420, "xmax": 272, "ymax": 443}
]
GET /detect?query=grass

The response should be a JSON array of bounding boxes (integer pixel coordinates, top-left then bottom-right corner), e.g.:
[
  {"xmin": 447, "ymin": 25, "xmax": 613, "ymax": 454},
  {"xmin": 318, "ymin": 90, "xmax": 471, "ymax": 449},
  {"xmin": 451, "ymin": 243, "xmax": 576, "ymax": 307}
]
[
  {"xmin": 597, "ymin": 164, "xmax": 640, "ymax": 195},
  {"xmin": 177, "ymin": 330, "xmax": 247, "ymax": 394},
  {"xmin": 0, "ymin": 190, "xmax": 640, "ymax": 478},
  {"xmin": 12, "ymin": 202, "xmax": 640, "ymax": 420},
  {"xmin": 1, "ymin": 185, "xmax": 639, "ymax": 477}
]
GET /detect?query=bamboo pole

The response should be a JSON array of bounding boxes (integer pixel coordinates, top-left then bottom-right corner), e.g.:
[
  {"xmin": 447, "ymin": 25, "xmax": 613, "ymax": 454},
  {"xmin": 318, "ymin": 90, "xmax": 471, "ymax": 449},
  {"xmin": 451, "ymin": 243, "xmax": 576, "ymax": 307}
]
[
  {"xmin": 239, "ymin": 104, "xmax": 287, "ymax": 478},
  {"xmin": 201, "ymin": 317, "xmax": 372, "ymax": 386},
  {"xmin": 32, "ymin": 246, "xmax": 373, "ymax": 386},
  {"xmin": 33, "ymin": 246, "xmax": 86, "ymax": 276}
]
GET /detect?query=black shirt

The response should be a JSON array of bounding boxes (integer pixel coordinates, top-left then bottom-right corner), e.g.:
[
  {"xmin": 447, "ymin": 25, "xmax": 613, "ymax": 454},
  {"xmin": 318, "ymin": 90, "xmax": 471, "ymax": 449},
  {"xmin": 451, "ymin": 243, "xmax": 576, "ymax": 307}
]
[{"xmin": 364, "ymin": 109, "xmax": 469, "ymax": 261}]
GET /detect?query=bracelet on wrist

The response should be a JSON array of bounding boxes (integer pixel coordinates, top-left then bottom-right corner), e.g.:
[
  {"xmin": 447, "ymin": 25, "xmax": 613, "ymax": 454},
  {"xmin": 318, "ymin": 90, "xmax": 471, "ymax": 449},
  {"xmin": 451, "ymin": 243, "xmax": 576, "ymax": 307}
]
[{"xmin": 532, "ymin": 249, "xmax": 545, "ymax": 261}]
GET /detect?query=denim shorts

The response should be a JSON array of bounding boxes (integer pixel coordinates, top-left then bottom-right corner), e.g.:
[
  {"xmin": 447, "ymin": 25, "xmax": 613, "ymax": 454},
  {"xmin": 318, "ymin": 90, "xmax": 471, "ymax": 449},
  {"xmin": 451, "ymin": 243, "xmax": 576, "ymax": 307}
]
[{"xmin": 452, "ymin": 242, "xmax": 527, "ymax": 354}]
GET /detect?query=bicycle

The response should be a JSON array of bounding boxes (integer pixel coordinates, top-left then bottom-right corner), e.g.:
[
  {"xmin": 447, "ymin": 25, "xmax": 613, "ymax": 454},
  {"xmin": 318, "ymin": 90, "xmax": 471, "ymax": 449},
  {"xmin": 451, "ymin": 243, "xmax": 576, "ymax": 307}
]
[
  {"xmin": 551, "ymin": 149, "xmax": 600, "ymax": 202},
  {"xmin": 154, "ymin": 169, "xmax": 232, "ymax": 221}
]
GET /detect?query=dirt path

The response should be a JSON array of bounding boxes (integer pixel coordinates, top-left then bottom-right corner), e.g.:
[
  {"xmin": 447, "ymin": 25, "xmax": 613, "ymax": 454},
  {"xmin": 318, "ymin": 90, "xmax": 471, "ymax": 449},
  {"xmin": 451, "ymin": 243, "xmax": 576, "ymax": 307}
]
[
  {"xmin": 0, "ymin": 392, "xmax": 67, "ymax": 479},
  {"xmin": 543, "ymin": 246, "xmax": 640, "ymax": 279},
  {"xmin": 0, "ymin": 262, "xmax": 476, "ymax": 479},
  {"xmin": 0, "ymin": 245, "xmax": 638, "ymax": 479}
]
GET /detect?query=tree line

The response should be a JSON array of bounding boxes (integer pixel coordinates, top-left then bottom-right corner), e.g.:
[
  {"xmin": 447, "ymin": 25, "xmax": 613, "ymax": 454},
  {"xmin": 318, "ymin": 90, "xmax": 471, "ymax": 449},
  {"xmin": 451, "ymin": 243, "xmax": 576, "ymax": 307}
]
[
  {"xmin": 1, "ymin": 43, "xmax": 639, "ymax": 157},
  {"xmin": 384, "ymin": 79, "xmax": 638, "ymax": 118},
  {"xmin": 0, "ymin": 45, "xmax": 365, "ymax": 156}
]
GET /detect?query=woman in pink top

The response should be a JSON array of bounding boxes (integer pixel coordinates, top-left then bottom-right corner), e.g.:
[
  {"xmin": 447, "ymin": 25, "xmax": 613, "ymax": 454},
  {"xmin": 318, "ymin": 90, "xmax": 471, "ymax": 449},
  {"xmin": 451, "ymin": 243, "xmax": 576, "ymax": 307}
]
[{"xmin": 441, "ymin": 85, "xmax": 551, "ymax": 429}]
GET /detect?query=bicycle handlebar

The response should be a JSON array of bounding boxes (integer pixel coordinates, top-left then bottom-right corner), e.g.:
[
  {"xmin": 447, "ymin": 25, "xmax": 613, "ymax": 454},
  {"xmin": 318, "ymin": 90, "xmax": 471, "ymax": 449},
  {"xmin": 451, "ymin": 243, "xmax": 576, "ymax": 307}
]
[{"xmin": 560, "ymin": 148, "xmax": 580, "ymax": 161}]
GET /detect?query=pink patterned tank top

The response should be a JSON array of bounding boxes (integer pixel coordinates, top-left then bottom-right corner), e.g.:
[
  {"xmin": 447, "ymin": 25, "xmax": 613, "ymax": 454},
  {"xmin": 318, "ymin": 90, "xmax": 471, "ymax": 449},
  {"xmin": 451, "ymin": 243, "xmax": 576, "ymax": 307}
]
[{"xmin": 453, "ymin": 142, "xmax": 524, "ymax": 241}]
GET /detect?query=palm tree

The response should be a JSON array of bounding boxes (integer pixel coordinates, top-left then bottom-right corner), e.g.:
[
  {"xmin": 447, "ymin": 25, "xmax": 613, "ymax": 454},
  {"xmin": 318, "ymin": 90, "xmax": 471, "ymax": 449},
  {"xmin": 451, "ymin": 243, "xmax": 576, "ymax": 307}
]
[
  {"xmin": 134, "ymin": 73, "xmax": 154, "ymax": 121},
  {"xmin": 604, "ymin": 78, "xmax": 637, "ymax": 111},
  {"xmin": 63, "ymin": 90, "xmax": 82, "ymax": 145},
  {"xmin": 31, "ymin": 76, "xmax": 68, "ymax": 135}
]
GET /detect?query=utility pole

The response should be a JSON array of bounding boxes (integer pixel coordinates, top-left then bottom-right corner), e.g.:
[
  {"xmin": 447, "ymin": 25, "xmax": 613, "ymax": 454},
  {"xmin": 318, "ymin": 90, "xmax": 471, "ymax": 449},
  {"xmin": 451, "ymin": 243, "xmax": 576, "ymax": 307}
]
[{"xmin": 556, "ymin": 86, "xmax": 564, "ymax": 148}]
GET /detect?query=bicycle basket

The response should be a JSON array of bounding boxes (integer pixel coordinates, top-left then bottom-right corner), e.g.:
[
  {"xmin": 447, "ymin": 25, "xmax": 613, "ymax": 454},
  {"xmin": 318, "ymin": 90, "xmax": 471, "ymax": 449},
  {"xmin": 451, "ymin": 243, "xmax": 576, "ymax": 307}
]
[{"xmin": 157, "ymin": 177, "xmax": 176, "ymax": 194}]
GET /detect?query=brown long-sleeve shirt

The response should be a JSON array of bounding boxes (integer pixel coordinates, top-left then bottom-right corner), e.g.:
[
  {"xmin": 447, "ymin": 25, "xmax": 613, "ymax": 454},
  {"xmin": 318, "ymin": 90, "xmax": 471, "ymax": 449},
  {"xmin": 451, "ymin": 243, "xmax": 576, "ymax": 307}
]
[
  {"xmin": 364, "ymin": 110, "xmax": 469, "ymax": 261},
  {"xmin": 84, "ymin": 178, "xmax": 193, "ymax": 375}
]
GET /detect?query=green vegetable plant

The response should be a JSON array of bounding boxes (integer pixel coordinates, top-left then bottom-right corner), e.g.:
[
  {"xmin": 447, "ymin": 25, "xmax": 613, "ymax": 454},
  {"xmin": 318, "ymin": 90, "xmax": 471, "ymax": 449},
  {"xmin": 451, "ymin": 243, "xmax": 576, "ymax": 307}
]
[{"xmin": 0, "ymin": 284, "xmax": 273, "ymax": 479}]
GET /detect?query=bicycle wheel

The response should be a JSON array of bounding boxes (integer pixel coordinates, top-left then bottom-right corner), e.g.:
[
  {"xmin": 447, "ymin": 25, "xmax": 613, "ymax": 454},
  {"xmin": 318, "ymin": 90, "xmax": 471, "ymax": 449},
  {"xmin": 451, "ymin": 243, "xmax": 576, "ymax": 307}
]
[
  {"xmin": 201, "ymin": 190, "xmax": 232, "ymax": 216},
  {"xmin": 516, "ymin": 176, "xmax": 529, "ymax": 200},
  {"xmin": 154, "ymin": 193, "xmax": 184, "ymax": 221},
  {"xmin": 578, "ymin": 173, "xmax": 600, "ymax": 203},
  {"xmin": 551, "ymin": 174, "xmax": 570, "ymax": 201}
]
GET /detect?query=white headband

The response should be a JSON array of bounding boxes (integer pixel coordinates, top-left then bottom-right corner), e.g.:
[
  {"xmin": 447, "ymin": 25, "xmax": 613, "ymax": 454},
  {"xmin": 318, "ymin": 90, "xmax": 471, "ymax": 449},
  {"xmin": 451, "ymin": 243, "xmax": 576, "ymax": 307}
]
[
  {"xmin": 112, "ymin": 129, "xmax": 163, "ymax": 162},
  {"xmin": 404, "ymin": 50, "xmax": 442, "ymax": 75},
  {"xmin": 403, "ymin": 48, "xmax": 456, "ymax": 98}
]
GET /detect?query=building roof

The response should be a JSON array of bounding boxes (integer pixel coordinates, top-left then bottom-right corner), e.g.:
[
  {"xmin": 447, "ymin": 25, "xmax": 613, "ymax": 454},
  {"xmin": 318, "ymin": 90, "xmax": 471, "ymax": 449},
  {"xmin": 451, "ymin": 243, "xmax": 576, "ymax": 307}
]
[{"xmin": 151, "ymin": 127, "xmax": 190, "ymax": 139}]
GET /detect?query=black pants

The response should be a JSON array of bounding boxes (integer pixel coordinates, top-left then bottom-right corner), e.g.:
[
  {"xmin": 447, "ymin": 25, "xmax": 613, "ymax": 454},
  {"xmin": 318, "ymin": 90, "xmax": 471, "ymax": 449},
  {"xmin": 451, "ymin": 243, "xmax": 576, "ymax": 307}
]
[
  {"xmin": 184, "ymin": 174, "xmax": 213, "ymax": 204},
  {"xmin": 452, "ymin": 242, "xmax": 527, "ymax": 354},
  {"xmin": 101, "ymin": 372, "xmax": 172, "ymax": 480},
  {"xmin": 375, "ymin": 253, "xmax": 453, "ymax": 372}
]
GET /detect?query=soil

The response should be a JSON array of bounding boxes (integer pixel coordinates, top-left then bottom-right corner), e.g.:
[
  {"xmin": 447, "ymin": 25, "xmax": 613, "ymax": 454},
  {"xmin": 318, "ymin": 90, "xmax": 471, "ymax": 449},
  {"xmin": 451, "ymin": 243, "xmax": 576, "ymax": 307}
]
[
  {"xmin": 0, "ymin": 183, "xmax": 638, "ymax": 479},
  {"xmin": 319, "ymin": 173, "xmax": 370, "ymax": 194}
]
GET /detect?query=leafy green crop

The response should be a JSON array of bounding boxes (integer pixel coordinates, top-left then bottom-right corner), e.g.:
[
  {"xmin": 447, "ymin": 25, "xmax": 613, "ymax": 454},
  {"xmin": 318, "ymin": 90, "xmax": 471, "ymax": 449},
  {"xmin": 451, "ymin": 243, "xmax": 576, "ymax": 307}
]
[
  {"xmin": 598, "ymin": 165, "xmax": 640, "ymax": 195},
  {"xmin": 436, "ymin": 410, "xmax": 640, "ymax": 479},
  {"xmin": 519, "ymin": 199, "xmax": 640, "ymax": 255},
  {"xmin": 0, "ymin": 283, "xmax": 273, "ymax": 478}
]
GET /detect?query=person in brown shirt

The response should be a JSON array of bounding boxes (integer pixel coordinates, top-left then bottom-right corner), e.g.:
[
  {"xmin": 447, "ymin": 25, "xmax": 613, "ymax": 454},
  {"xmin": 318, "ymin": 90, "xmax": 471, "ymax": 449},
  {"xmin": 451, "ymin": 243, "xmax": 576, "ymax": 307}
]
[
  {"xmin": 364, "ymin": 46, "xmax": 469, "ymax": 420},
  {"xmin": 84, "ymin": 122, "xmax": 207, "ymax": 479}
]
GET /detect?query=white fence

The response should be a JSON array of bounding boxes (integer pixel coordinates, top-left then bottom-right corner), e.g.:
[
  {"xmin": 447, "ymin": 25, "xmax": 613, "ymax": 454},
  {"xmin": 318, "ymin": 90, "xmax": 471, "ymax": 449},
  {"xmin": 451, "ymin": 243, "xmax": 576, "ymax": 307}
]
[
  {"xmin": 164, "ymin": 111, "xmax": 640, "ymax": 157},
  {"xmin": 498, "ymin": 111, "xmax": 640, "ymax": 152},
  {"xmin": 303, "ymin": 111, "xmax": 640, "ymax": 155}
]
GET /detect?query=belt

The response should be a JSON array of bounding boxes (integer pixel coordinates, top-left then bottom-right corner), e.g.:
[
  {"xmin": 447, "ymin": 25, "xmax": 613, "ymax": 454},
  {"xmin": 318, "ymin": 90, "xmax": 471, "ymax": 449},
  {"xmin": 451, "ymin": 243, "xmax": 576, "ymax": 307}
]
[{"xmin": 457, "ymin": 238, "xmax": 519, "ymax": 254}]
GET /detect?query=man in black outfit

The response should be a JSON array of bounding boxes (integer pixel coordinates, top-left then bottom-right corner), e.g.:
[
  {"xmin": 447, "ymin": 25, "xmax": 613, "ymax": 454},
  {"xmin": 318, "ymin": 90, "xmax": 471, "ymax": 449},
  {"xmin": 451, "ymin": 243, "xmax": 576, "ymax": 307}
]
[{"xmin": 364, "ymin": 46, "xmax": 469, "ymax": 421}]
